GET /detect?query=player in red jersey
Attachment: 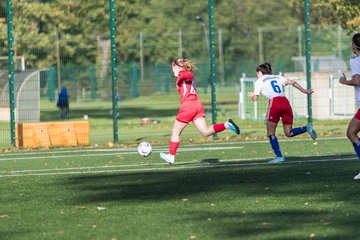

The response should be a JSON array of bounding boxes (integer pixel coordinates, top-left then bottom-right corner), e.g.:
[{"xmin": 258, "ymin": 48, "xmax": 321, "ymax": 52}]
[
  {"xmin": 248, "ymin": 62, "xmax": 317, "ymax": 164},
  {"xmin": 160, "ymin": 57, "xmax": 240, "ymax": 164}
]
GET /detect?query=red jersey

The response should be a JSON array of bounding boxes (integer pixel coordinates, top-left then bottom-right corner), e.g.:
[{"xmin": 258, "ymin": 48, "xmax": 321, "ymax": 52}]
[{"xmin": 176, "ymin": 70, "xmax": 198, "ymax": 103}]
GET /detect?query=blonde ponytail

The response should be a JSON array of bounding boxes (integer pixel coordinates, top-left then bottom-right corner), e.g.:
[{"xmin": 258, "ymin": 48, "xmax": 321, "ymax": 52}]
[{"xmin": 173, "ymin": 58, "xmax": 196, "ymax": 73}]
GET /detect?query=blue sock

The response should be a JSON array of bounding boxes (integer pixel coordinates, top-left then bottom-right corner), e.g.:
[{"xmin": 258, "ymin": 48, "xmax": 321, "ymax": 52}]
[
  {"xmin": 269, "ymin": 134, "xmax": 282, "ymax": 157},
  {"xmin": 352, "ymin": 139, "xmax": 360, "ymax": 160},
  {"xmin": 289, "ymin": 126, "xmax": 307, "ymax": 137}
]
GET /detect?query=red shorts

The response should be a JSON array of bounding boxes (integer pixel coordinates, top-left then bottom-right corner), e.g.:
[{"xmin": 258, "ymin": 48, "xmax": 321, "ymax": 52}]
[
  {"xmin": 176, "ymin": 100, "xmax": 205, "ymax": 123},
  {"xmin": 267, "ymin": 96, "xmax": 293, "ymax": 125},
  {"xmin": 355, "ymin": 109, "xmax": 360, "ymax": 120}
]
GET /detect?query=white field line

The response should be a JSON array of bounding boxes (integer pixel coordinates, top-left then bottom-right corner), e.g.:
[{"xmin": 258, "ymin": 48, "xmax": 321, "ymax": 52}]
[
  {"xmin": 0, "ymin": 155, "xmax": 357, "ymax": 178},
  {"xmin": 0, "ymin": 142, "xmax": 244, "ymax": 157},
  {"xmin": 0, "ymin": 146, "xmax": 243, "ymax": 162},
  {"xmin": 0, "ymin": 136, "xmax": 347, "ymax": 157}
]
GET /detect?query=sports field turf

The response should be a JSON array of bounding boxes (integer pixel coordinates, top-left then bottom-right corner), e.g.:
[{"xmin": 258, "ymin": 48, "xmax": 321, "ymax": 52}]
[{"xmin": 1, "ymin": 137, "xmax": 360, "ymax": 240}]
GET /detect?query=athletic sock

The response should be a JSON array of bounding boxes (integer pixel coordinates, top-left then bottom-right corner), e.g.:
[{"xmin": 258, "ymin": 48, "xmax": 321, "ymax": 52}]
[
  {"xmin": 269, "ymin": 134, "xmax": 282, "ymax": 157},
  {"xmin": 169, "ymin": 141, "xmax": 179, "ymax": 156},
  {"xmin": 289, "ymin": 126, "xmax": 307, "ymax": 137},
  {"xmin": 213, "ymin": 123, "xmax": 226, "ymax": 133},
  {"xmin": 352, "ymin": 138, "xmax": 360, "ymax": 160}
]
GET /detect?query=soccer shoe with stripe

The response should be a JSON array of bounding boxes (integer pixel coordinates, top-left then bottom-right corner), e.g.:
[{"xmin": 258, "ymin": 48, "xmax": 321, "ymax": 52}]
[
  {"xmin": 354, "ymin": 172, "xmax": 360, "ymax": 180},
  {"xmin": 160, "ymin": 152, "xmax": 175, "ymax": 164},
  {"xmin": 225, "ymin": 119, "xmax": 240, "ymax": 135},
  {"xmin": 268, "ymin": 156, "xmax": 285, "ymax": 164},
  {"xmin": 306, "ymin": 123, "xmax": 317, "ymax": 140}
]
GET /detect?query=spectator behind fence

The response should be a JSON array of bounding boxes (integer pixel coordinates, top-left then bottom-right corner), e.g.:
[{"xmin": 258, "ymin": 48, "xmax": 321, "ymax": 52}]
[{"xmin": 57, "ymin": 87, "xmax": 69, "ymax": 119}]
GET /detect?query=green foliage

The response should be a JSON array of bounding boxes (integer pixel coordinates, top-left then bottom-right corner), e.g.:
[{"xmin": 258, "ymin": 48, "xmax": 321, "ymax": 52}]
[
  {"xmin": 1, "ymin": 0, "xmax": 356, "ymax": 70},
  {"xmin": 313, "ymin": 0, "xmax": 360, "ymax": 31}
]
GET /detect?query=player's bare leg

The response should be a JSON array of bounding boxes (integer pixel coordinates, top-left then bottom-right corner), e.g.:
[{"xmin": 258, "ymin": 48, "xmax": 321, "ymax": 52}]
[
  {"xmin": 283, "ymin": 124, "xmax": 293, "ymax": 137},
  {"xmin": 194, "ymin": 117, "xmax": 240, "ymax": 136},
  {"xmin": 170, "ymin": 120, "xmax": 188, "ymax": 142},
  {"xmin": 193, "ymin": 117, "xmax": 215, "ymax": 137},
  {"xmin": 346, "ymin": 117, "xmax": 360, "ymax": 143},
  {"xmin": 282, "ymin": 123, "xmax": 316, "ymax": 140},
  {"xmin": 346, "ymin": 117, "xmax": 360, "ymax": 179},
  {"xmin": 160, "ymin": 120, "xmax": 187, "ymax": 164}
]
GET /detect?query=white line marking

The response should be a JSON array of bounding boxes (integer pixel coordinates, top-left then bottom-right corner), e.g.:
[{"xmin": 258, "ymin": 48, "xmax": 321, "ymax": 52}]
[
  {"xmin": 0, "ymin": 155, "xmax": 357, "ymax": 178},
  {"xmin": 0, "ymin": 146, "xmax": 243, "ymax": 161},
  {"xmin": 0, "ymin": 142, "xmax": 244, "ymax": 157},
  {"xmin": 0, "ymin": 136, "xmax": 346, "ymax": 157}
]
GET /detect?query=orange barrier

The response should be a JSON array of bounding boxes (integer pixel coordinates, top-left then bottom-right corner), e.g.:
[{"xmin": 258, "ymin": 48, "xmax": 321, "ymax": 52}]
[{"xmin": 16, "ymin": 121, "xmax": 89, "ymax": 147}]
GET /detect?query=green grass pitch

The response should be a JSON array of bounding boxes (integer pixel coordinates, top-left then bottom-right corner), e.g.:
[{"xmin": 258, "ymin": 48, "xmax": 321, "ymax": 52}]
[{"xmin": 1, "ymin": 137, "xmax": 360, "ymax": 239}]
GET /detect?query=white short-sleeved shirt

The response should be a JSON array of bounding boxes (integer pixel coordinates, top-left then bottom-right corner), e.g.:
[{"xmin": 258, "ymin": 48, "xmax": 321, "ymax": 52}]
[
  {"xmin": 253, "ymin": 74, "xmax": 286, "ymax": 100},
  {"xmin": 350, "ymin": 55, "xmax": 360, "ymax": 108}
]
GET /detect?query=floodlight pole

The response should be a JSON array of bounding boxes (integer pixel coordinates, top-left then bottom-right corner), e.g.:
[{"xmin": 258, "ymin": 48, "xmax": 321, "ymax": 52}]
[
  {"xmin": 6, "ymin": 0, "xmax": 16, "ymax": 147},
  {"xmin": 195, "ymin": 16, "xmax": 210, "ymax": 54},
  {"xmin": 195, "ymin": 15, "xmax": 212, "ymax": 78}
]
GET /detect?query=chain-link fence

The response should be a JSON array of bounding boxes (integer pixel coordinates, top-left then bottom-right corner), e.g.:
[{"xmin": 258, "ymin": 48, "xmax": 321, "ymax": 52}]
[{"xmin": 0, "ymin": 0, "xmax": 358, "ymax": 148}]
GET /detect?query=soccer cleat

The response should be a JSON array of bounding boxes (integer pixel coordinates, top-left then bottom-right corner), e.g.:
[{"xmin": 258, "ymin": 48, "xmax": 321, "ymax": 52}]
[
  {"xmin": 306, "ymin": 123, "xmax": 317, "ymax": 140},
  {"xmin": 268, "ymin": 156, "xmax": 285, "ymax": 164},
  {"xmin": 226, "ymin": 119, "xmax": 240, "ymax": 135},
  {"xmin": 160, "ymin": 152, "xmax": 175, "ymax": 164},
  {"xmin": 354, "ymin": 172, "xmax": 360, "ymax": 180}
]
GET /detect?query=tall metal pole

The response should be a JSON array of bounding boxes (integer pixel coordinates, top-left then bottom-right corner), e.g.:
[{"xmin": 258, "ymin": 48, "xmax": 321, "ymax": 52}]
[
  {"xmin": 258, "ymin": 27, "xmax": 264, "ymax": 63},
  {"xmin": 139, "ymin": 32, "xmax": 144, "ymax": 82},
  {"xmin": 109, "ymin": 0, "xmax": 118, "ymax": 143},
  {"xmin": 304, "ymin": 0, "xmax": 313, "ymax": 124},
  {"xmin": 55, "ymin": 31, "xmax": 61, "ymax": 89},
  {"xmin": 218, "ymin": 29, "xmax": 224, "ymax": 85},
  {"xmin": 208, "ymin": 0, "xmax": 217, "ymax": 137},
  {"xmin": 337, "ymin": 25, "xmax": 342, "ymax": 58},
  {"xmin": 6, "ymin": 0, "xmax": 15, "ymax": 147},
  {"xmin": 195, "ymin": 16, "xmax": 210, "ymax": 61},
  {"xmin": 178, "ymin": 29, "xmax": 183, "ymax": 58},
  {"xmin": 297, "ymin": 26, "xmax": 302, "ymax": 56}
]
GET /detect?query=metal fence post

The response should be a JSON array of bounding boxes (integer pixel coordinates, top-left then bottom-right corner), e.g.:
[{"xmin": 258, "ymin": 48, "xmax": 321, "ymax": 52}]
[
  {"xmin": 6, "ymin": 0, "xmax": 15, "ymax": 147},
  {"xmin": 208, "ymin": 0, "xmax": 217, "ymax": 138},
  {"xmin": 48, "ymin": 66, "xmax": 56, "ymax": 102},
  {"xmin": 304, "ymin": 0, "xmax": 313, "ymax": 124},
  {"xmin": 89, "ymin": 66, "xmax": 97, "ymax": 100},
  {"xmin": 109, "ymin": 0, "xmax": 118, "ymax": 143}
]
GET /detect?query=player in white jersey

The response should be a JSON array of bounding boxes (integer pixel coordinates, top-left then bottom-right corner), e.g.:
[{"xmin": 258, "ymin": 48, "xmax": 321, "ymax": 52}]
[
  {"xmin": 248, "ymin": 62, "xmax": 317, "ymax": 163},
  {"xmin": 339, "ymin": 33, "xmax": 360, "ymax": 180}
]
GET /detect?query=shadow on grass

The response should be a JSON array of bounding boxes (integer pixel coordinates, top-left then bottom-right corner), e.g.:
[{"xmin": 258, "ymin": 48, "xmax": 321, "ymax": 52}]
[
  {"xmin": 184, "ymin": 209, "xmax": 360, "ymax": 240},
  {"xmin": 63, "ymin": 153, "xmax": 360, "ymax": 239}
]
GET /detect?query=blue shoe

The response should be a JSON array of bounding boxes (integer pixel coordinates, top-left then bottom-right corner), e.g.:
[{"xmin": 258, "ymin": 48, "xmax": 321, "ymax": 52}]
[
  {"xmin": 226, "ymin": 119, "xmax": 240, "ymax": 135},
  {"xmin": 160, "ymin": 152, "xmax": 174, "ymax": 164},
  {"xmin": 268, "ymin": 156, "xmax": 285, "ymax": 164},
  {"xmin": 306, "ymin": 123, "xmax": 317, "ymax": 140}
]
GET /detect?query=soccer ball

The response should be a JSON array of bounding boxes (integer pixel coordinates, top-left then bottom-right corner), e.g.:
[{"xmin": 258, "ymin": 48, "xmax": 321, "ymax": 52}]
[{"xmin": 137, "ymin": 142, "xmax": 152, "ymax": 157}]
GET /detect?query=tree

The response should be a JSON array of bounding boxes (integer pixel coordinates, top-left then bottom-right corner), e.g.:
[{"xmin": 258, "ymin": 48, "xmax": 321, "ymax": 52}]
[{"xmin": 314, "ymin": 0, "xmax": 359, "ymax": 31}]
